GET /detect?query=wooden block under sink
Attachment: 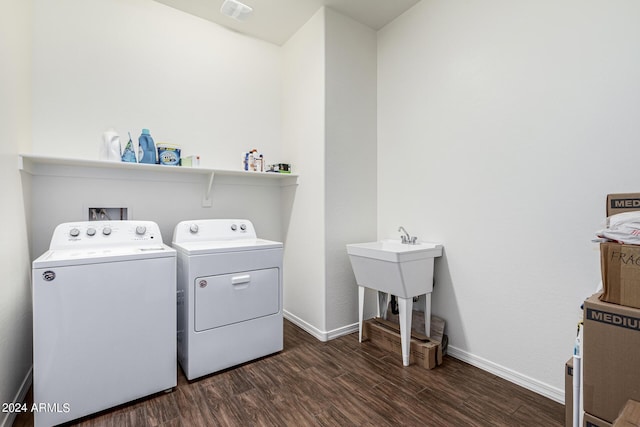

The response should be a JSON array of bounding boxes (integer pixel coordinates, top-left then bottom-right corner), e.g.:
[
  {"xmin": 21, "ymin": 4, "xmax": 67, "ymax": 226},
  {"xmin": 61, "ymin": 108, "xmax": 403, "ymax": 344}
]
[{"xmin": 362, "ymin": 318, "xmax": 443, "ymax": 369}]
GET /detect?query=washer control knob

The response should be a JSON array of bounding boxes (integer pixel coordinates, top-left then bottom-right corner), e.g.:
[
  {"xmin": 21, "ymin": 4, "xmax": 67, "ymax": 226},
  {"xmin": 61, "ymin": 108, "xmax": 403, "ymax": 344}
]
[
  {"xmin": 103, "ymin": 227, "xmax": 112, "ymax": 236},
  {"xmin": 86, "ymin": 228, "xmax": 96, "ymax": 236},
  {"xmin": 136, "ymin": 225, "xmax": 147, "ymax": 235},
  {"xmin": 240, "ymin": 223, "xmax": 247, "ymax": 231},
  {"xmin": 69, "ymin": 228, "xmax": 80, "ymax": 237},
  {"xmin": 231, "ymin": 224, "xmax": 237, "ymax": 231},
  {"xmin": 189, "ymin": 224, "xmax": 199, "ymax": 234}
]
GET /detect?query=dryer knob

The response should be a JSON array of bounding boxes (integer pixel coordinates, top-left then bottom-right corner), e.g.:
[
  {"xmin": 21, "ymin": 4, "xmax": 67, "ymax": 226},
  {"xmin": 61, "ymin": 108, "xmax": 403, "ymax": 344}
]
[
  {"xmin": 231, "ymin": 224, "xmax": 238, "ymax": 231},
  {"xmin": 136, "ymin": 226, "xmax": 147, "ymax": 235},
  {"xmin": 103, "ymin": 227, "xmax": 112, "ymax": 236},
  {"xmin": 240, "ymin": 223, "xmax": 247, "ymax": 231},
  {"xmin": 86, "ymin": 228, "xmax": 96, "ymax": 236},
  {"xmin": 69, "ymin": 228, "xmax": 80, "ymax": 237},
  {"xmin": 189, "ymin": 224, "xmax": 199, "ymax": 234}
]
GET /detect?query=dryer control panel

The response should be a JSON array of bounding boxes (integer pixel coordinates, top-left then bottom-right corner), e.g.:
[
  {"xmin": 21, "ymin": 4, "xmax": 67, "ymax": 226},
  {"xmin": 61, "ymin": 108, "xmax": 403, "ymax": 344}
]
[
  {"xmin": 173, "ymin": 219, "xmax": 257, "ymax": 244},
  {"xmin": 49, "ymin": 220, "xmax": 163, "ymax": 249}
]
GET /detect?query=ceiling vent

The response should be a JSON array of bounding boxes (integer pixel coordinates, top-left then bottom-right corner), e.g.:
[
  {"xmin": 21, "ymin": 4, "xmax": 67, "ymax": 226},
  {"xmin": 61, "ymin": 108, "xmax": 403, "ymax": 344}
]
[{"xmin": 220, "ymin": 0, "xmax": 253, "ymax": 21}]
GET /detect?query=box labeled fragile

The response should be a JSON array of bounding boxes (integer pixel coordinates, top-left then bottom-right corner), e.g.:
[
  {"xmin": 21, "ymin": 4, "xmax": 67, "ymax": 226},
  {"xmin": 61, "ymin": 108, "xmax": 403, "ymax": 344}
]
[
  {"xmin": 600, "ymin": 242, "xmax": 640, "ymax": 309},
  {"xmin": 362, "ymin": 318, "xmax": 442, "ymax": 369},
  {"xmin": 583, "ymin": 294, "xmax": 640, "ymax": 423}
]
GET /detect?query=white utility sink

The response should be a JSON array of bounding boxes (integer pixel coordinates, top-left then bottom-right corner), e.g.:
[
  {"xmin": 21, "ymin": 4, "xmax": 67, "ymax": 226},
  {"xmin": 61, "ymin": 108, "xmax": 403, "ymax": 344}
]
[
  {"xmin": 347, "ymin": 239, "xmax": 443, "ymax": 367},
  {"xmin": 346, "ymin": 239, "xmax": 442, "ymax": 298}
]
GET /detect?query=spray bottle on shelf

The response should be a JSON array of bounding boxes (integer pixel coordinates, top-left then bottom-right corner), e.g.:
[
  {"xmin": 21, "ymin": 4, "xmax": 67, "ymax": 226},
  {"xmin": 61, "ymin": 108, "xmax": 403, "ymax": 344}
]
[{"xmin": 138, "ymin": 128, "xmax": 156, "ymax": 164}]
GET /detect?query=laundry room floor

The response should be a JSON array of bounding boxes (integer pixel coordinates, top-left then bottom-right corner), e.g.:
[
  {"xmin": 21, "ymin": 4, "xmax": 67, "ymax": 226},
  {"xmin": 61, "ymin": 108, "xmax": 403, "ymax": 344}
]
[{"xmin": 13, "ymin": 320, "xmax": 564, "ymax": 426}]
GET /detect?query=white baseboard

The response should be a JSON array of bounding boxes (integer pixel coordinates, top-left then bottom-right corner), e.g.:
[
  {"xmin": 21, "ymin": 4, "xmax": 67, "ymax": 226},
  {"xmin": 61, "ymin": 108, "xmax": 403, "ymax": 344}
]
[
  {"xmin": 326, "ymin": 322, "xmax": 359, "ymax": 340},
  {"xmin": 283, "ymin": 310, "xmax": 358, "ymax": 342},
  {"xmin": 1, "ymin": 366, "xmax": 32, "ymax": 427},
  {"xmin": 446, "ymin": 345, "xmax": 564, "ymax": 404}
]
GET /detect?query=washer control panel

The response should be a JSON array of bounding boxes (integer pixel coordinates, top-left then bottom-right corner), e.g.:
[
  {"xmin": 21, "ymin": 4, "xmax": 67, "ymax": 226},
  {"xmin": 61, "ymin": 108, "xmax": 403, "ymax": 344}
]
[{"xmin": 51, "ymin": 220, "xmax": 163, "ymax": 249}]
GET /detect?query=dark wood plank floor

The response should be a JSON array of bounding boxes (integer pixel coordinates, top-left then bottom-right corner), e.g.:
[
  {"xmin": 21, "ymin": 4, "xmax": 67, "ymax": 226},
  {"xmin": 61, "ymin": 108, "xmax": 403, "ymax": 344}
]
[{"xmin": 13, "ymin": 320, "xmax": 564, "ymax": 426}]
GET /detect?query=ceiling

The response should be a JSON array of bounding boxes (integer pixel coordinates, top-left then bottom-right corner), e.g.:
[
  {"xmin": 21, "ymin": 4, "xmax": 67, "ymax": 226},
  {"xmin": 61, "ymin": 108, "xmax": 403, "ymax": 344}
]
[{"xmin": 152, "ymin": 0, "xmax": 421, "ymax": 45}]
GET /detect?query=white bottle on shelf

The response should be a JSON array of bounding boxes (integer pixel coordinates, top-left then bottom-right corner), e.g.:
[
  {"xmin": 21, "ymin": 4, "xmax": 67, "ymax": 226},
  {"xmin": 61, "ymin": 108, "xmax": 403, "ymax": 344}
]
[{"xmin": 101, "ymin": 128, "xmax": 121, "ymax": 161}]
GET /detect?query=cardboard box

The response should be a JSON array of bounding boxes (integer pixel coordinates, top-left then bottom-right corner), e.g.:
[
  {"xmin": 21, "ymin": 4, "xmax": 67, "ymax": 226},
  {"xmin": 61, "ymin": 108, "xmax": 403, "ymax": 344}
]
[
  {"xmin": 385, "ymin": 308, "xmax": 448, "ymax": 355},
  {"xmin": 613, "ymin": 399, "xmax": 640, "ymax": 427},
  {"xmin": 362, "ymin": 318, "xmax": 442, "ymax": 369},
  {"xmin": 566, "ymin": 357, "xmax": 574, "ymax": 427},
  {"xmin": 607, "ymin": 193, "xmax": 640, "ymax": 217},
  {"xmin": 585, "ymin": 412, "xmax": 613, "ymax": 427},
  {"xmin": 385, "ymin": 308, "xmax": 446, "ymax": 340},
  {"xmin": 600, "ymin": 242, "xmax": 640, "ymax": 309},
  {"xmin": 583, "ymin": 294, "xmax": 640, "ymax": 422}
]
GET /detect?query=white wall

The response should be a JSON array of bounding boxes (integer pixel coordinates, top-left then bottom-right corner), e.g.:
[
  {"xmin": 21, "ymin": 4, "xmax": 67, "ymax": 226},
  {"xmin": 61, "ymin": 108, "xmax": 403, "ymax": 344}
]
[
  {"xmin": 324, "ymin": 9, "xmax": 377, "ymax": 332},
  {"xmin": 0, "ymin": 1, "xmax": 33, "ymax": 425},
  {"xmin": 282, "ymin": 8, "xmax": 377, "ymax": 338},
  {"xmin": 31, "ymin": 0, "xmax": 282, "ymax": 170},
  {"xmin": 378, "ymin": 0, "xmax": 640, "ymax": 400},
  {"xmin": 281, "ymin": 8, "xmax": 327, "ymax": 334}
]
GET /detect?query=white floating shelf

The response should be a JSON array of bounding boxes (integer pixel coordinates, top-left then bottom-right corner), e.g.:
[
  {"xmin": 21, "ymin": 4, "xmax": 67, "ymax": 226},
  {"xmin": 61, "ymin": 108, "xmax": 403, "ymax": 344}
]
[{"xmin": 19, "ymin": 154, "xmax": 297, "ymax": 207}]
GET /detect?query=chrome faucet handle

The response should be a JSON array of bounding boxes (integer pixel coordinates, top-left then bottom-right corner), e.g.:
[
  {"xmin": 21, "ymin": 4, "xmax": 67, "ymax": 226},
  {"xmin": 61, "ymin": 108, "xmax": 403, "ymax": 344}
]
[
  {"xmin": 398, "ymin": 226, "xmax": 411, "ymax": 244},
  {"xmin": 410, "ymin": 236, "xmax": 418, "ymax": 244}
]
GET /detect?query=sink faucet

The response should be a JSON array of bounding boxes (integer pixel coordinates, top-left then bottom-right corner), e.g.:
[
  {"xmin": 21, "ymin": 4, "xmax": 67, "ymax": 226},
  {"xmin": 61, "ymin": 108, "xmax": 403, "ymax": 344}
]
[{"xmin": 398, "ymin": 226, "xmax": 417, "ymax": 244}]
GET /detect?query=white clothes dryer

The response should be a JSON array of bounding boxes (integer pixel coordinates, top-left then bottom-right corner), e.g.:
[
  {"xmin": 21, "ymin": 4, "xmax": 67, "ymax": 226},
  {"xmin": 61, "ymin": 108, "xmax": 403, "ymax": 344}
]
[
  {"xmin": 32, "ymin": 221, "xmax": 176, "ymax": 427},
  {"xmin": 172, "ymin": 219, "xmax": 283, "ymax": 380}
]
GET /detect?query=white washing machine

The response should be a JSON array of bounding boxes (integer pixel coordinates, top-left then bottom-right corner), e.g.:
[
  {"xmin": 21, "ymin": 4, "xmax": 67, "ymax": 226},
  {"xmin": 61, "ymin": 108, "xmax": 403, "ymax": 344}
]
[
  {"xmin": 32, "ymin": 221, "xmax": 176, "ymax": 427},
  {"xmin": 172, "ymin": 219, "xmax": 283, "ymax": 380}
]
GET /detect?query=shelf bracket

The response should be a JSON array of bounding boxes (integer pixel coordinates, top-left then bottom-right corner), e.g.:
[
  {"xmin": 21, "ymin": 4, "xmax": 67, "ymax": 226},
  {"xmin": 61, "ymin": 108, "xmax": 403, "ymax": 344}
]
[{"xmin": 202, "ymin": 171, "xmax": 215, "ymax": 207}]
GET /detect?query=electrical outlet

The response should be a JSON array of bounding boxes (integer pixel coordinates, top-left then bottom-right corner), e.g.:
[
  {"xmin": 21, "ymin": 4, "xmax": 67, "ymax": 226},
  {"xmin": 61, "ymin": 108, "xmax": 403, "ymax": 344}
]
[{"xmin": 88, "ymin": 207, "xmax": 128, "ymax": 221}]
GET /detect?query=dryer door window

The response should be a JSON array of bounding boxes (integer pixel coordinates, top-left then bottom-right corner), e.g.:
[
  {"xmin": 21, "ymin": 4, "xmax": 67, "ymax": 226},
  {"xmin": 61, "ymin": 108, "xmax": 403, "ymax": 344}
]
[{"xmin": 194, "ymin": 268, "xmax": 279, "ymax": 332}]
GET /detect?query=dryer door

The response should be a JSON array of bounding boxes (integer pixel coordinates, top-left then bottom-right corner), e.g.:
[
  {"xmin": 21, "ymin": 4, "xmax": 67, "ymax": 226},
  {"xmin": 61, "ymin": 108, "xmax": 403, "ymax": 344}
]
[{"xmin": 194, "ymin": 268, "xmax": 279, "ymax": 332}]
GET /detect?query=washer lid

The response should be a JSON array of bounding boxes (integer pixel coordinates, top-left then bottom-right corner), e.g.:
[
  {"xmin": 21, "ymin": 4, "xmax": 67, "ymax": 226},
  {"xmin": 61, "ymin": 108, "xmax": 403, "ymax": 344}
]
[
  {"xmin": 33, "ymin": 244, "xmax": 176, "ymax": 268},
  {"xmin": 172, "ymin": 238, "xmax": 282, "ymax": 255}
]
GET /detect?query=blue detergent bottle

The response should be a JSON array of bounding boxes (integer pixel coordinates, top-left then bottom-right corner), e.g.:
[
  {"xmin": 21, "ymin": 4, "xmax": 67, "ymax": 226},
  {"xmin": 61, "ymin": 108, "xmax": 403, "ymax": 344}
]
[{"xmin": 138, "ymin": 129, "xmax": 157, "ymax": 164}]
